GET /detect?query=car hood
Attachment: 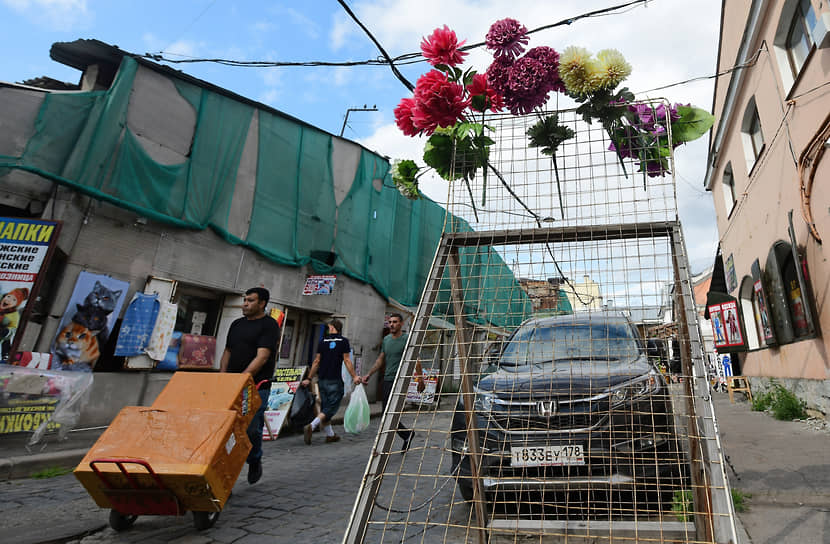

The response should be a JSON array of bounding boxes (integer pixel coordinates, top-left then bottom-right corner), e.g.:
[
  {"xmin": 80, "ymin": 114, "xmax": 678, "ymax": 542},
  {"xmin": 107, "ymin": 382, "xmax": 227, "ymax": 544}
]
[{"xmin": 476, "ymin": 358, "xmax": 652, "ymax": 399}]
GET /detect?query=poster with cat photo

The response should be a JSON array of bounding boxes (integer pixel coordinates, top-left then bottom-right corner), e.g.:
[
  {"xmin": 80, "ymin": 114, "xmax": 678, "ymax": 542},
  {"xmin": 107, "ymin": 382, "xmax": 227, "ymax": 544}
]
[{"xmin": 50, "ymin": 271, "xmax": 129, "ymax": 371}]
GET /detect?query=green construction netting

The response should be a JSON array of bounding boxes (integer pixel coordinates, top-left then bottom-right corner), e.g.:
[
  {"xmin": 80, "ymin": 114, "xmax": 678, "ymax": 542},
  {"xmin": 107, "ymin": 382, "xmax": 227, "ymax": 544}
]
[{"xmin": 1, "ymin": 56, "xmax": 530, "ymax": 328}]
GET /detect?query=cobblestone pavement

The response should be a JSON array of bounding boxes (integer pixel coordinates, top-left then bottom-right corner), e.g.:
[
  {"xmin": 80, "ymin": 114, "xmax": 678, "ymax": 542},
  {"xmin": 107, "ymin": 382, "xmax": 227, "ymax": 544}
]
[{"xmin": 2, "ymin": 418, "xmax": 425, "ymax": 544}]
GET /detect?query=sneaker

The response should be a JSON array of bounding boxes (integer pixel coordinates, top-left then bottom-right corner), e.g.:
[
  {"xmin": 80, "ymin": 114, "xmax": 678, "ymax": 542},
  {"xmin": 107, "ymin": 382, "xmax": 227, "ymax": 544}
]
[
  {"xmin": 325, "ymin": 435, "xmax": 341, "ymax": 443},
  {"xmin": 303, "ymin": 424, "xmax": 312, "ymax": 445},
  {"xmin": 247, "ymin": 460, "xmax": 262, "ymax": 484}
]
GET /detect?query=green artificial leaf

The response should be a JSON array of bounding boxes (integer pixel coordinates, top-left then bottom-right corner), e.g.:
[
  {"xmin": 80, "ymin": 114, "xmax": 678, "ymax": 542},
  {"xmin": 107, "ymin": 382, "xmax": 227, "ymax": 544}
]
[
  {"xmin": 671, "ymin": 106, "xmax": 715, "ymax": 144},
  {"xmin": 527, "ymin": 115, "xmax": 575, "ymax": 157},
  {"xmin": 471, "ymin": 95, "xmax": 489, "ymax": 112},
  {"xmin": 390, "ymin": 159, "xmax": 422, "ymax": 200},
  {"xmin": 423, "ymin": 125, "xmax": 491, "ymax": 182}
]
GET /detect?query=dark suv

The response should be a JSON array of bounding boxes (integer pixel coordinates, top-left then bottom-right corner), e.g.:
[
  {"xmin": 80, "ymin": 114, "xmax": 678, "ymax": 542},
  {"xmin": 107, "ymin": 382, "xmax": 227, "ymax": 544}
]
[{"xmin": 451, "ymin": 312, "xmax": 686, "ymax": 502}]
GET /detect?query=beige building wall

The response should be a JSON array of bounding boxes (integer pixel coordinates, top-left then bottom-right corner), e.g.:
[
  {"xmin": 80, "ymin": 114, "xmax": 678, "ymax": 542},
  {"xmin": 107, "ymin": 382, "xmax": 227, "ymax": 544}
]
[{"xmin": 706, "ymin": 0, "xmax": 830, "ymax": 410}]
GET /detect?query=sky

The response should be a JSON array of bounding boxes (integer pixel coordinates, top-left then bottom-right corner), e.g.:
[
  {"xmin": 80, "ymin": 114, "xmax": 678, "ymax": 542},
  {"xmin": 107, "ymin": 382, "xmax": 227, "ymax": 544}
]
[{"xmin": 1, "ymin": 0, "xmax": 723, "ymax": 274}]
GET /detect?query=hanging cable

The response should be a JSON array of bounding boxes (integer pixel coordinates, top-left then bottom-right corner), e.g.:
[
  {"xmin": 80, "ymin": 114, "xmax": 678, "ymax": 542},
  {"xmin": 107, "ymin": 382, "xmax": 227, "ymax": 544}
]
[{"xmin": 335, "ymin": 0, "xmax": 414, "ymax": 91}]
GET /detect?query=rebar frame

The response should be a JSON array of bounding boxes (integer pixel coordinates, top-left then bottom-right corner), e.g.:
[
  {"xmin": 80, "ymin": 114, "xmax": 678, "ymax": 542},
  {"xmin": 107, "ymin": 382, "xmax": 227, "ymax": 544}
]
[{"xmin": 344, "ymin": 103, "xmax": 738, "ymax": 544}]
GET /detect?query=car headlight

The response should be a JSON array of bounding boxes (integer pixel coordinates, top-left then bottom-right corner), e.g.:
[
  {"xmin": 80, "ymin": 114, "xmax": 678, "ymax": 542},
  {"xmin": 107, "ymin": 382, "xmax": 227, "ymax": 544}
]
[
  {"xmin": 608, "ymin": 371, "xmax": 659, "ymax": 406},
  {"xmin": 473, "ymin": 387, "xmax": 494, "ymax": 412}
]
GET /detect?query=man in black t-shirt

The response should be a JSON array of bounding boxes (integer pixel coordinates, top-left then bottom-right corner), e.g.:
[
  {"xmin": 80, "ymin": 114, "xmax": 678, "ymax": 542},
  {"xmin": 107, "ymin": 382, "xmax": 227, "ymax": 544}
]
[
  {"xmin": 300, "ymin": 319, "xmax": 361, "ymax": 444},
  {"xmin": 220, "ymin": 287, "xmax": 280, "ymax": 484}
]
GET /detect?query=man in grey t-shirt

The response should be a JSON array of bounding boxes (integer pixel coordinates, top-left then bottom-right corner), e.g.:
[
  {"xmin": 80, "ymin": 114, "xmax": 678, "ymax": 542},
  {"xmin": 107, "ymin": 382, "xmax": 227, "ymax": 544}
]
[{"xmin": 362, "ymin": 313, "xmax": 422, "ymax": 451}]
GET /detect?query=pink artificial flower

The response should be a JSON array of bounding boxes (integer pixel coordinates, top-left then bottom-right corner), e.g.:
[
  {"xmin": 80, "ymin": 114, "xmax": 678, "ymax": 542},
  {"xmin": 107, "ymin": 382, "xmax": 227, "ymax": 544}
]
[
  {"xmin": 420, "ymin": 25, "xmax": 468, "ymax": 67},
  {"xmin": 467, "ymin": 73, "xmax": 504, "ymax": 112},
  {"xmin": 411, "ymin": 70, "xmax": 470, "ymax": 134},
  {"xmin": 485, "ymin": 18, "xmax": 529, "ymax": 60},
  {"xmin": 394, "ymin": 97, "xmax": 420, "ymax": 136}
]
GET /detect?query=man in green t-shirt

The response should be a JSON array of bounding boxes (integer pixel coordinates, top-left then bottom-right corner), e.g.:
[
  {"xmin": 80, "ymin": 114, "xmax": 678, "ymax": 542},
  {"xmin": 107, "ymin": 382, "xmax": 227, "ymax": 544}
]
[{"xmin": 362, "ymin": 313, "xmax": 422, "ymax": 452}]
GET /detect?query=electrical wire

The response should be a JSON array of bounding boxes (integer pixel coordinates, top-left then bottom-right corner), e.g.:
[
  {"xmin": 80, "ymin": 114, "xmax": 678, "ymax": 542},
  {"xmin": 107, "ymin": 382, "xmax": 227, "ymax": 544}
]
[
  {"xmin": 161, "ymin": 0, "xmax": 218, "ymax": 54},
  {"xmin": 336, "ymin": 0, "xmax": 414, "ymax": 91},
  {"xmin": 144, "ymin": 0, "xmax": 653, "ymax": 72}
]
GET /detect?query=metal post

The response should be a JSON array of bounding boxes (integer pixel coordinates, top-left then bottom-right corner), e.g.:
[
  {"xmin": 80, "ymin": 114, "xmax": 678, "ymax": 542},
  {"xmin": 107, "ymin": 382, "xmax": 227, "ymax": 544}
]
[{"xmin": 448, "ymin": 247, "xmax": 489, "ymax": 544}]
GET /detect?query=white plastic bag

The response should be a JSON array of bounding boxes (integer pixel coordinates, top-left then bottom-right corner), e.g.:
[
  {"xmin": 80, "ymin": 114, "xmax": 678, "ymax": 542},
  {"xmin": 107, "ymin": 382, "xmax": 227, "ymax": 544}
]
[
  {"xmin": 344, "ymin": 383, "xmax": 370, "ymax": 434},
  {"xmin": 341, "ymin": 350, "xmax": 355, "ymax": 396}
]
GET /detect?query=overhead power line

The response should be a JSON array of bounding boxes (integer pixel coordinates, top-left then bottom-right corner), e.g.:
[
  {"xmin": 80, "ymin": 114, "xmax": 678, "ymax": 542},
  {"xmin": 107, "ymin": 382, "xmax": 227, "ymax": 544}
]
[{"xmin": 144, "ymin": 0, "xmax": 653, "ymax": 72}]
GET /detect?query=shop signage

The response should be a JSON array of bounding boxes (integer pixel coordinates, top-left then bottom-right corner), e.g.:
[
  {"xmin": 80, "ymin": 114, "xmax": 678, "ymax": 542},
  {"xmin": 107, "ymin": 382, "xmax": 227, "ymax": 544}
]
[
  {"xmin": 0, "ymin": 217, "xmax": 61, "ymax": 363},
  {"xmin": 263, "ymin": 367, "xmax": 305, "ymax": 440},
  {"xmin": 707, "ymin": 300, "xmax": 745, "ymax": 350},
  {"xmin": 302, "ymin": 275, "xmax": 336, "ymax": 295},
  {"xmin": 406, "ymin": 368, "xmax": 439, "ymax": 405},
  {"xmin": 751, "ymin": 259, "xmax": 776, "ymax": 345}
]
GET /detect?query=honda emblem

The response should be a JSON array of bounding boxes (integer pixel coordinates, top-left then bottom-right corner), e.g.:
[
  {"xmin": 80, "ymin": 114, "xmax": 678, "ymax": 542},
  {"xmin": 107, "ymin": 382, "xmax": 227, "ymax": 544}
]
[{"xmin": 537, "ymin": 400, "xmax": 557, "ymax": 416}]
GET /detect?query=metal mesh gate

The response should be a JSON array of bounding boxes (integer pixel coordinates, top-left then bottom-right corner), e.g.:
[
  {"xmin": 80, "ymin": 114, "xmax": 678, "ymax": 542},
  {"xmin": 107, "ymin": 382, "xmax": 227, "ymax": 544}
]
[{"xmin": 345, "ymin": 104, "xmax": 738, "ymax": 543}]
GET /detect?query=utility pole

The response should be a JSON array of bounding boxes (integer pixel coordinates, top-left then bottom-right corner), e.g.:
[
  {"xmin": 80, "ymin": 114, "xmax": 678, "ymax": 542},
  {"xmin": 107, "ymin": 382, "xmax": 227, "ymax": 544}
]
[{"xmin": 340, "ymin": 105, "xmax": 377, "ymax": 137}]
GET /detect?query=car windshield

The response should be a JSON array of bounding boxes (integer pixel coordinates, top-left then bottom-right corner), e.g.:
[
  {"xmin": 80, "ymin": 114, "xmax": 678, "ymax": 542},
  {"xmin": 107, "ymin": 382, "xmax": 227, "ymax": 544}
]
[{"xmin": 498, "ymin": 321, "xmax": 641, "ymax": 368}]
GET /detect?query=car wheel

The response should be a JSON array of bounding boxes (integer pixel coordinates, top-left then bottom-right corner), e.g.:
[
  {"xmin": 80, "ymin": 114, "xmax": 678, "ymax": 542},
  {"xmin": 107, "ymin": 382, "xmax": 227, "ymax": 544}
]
[
  {"xmin": 108, "ymin": 510, "xmax": 137, "ymax": 531},
  {"xmin": 193, "ymin": 510, "xmax": 220, "ymax": 530},
  {"xmin": 458, "ymin": 480, "xmax": 475, "ymax": 501}
]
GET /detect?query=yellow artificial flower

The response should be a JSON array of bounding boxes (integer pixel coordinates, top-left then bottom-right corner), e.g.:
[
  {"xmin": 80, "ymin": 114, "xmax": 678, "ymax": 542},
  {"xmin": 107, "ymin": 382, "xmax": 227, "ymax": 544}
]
[
  {"xmin": 595, "ymin": 49, "xmax": 632, "ymax": 90},
  {"xmin": 559, "ymin": 46, "xmax": 600, "ymax": 95}
]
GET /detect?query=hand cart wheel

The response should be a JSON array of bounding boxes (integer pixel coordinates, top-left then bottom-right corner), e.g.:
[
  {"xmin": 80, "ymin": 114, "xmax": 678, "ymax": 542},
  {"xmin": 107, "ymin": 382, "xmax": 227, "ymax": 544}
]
[
  {"xmin": 193, "ymin": 510, "xmax": 220, "ymax": 530},
  {"xmin": 109, "ymin": 509, "xmax": 138, "ymax": 531}
]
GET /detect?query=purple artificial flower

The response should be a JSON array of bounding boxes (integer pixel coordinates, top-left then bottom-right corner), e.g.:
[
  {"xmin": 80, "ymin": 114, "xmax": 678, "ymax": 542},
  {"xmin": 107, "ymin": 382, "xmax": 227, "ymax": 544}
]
[
  {"xmin": 644, "ymin": 159, "xmax": 669, "ymax": 177},
  {"xmin": 524, "ymin": 46, "xmax": 565, "ymax": 93},
  {"xmin": 486, "ymin": 18, "xmax": 530, "ymax": 60},
  {"xmin": 505, "ymin": 56, "xmax": 551, "ymax": 115},
  {"xmin": 486, "ymin": 56, "xmax": 513, "ymax": 96}
]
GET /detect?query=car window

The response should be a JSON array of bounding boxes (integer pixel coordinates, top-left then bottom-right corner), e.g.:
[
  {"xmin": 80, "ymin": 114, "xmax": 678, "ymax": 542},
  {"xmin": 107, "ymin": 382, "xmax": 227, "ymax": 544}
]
[
  {"xmin": 498, "ymin": 321, "xmax": 640, "ymax": 368},
  {"xmin": 498, "ymin": 327, "xmax": 534, "ymax": 367}
]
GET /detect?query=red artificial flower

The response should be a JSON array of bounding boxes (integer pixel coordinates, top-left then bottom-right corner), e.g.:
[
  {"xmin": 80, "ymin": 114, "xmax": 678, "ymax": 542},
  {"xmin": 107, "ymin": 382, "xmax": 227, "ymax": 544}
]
[
  {"xmin": 411, "ymin": 70, "xmax": 469, "ymax": 134},
  {"xmin": 467, "ymin": 73, "xmax": 504, "ymax": 112},
  {"xmin": 420, "ymin": 25, "xmax": 468, "ymax": 67},
  {"xmin": 394, "ymin": 97, "xmax": 420, "ymax": 136}
]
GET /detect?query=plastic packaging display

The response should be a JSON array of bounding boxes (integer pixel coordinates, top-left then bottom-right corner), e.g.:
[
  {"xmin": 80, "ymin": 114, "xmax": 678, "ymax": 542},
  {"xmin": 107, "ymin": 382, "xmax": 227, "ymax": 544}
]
[
  {"xmin": 344, "ymin": 384, "xmax": 370, "ymax": 434},
  {"xmin": 0, "ymin": 364, "xmax": 94, "ymax": 445}
]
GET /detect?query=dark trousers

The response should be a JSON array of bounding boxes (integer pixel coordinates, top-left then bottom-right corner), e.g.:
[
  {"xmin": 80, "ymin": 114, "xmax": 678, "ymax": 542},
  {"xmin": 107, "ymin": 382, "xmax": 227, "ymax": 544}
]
[
  {"xmin": 247, "ymin": 388, "xmax": 270, "ymax": 464},
  {"xmin": 382, "ymin": 379, "xmax": 412, "ymax": 441}
]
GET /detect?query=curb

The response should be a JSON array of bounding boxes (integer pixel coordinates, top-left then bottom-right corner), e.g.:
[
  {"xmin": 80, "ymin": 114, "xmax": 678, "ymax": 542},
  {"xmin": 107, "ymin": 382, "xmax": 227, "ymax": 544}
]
[
  {"xmin": 0, "ymin": 448, "xmax": 88, "ymax": 480},
  {"xmin": 1, "ymin": 403, "xmax": 387, "ymax": 481}
]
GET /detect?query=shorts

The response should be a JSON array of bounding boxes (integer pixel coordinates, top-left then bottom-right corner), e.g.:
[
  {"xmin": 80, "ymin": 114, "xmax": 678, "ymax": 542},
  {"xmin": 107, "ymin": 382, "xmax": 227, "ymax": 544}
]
[{"xmin": 318, "ymin": 378, "xmax": 345, "ymax": 420}]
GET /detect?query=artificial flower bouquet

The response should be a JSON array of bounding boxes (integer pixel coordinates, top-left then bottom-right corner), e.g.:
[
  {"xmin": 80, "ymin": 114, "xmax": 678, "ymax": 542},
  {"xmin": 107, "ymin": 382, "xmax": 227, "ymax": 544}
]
[{"xmin": 392, "ymin": 18, "xmax": 714, "ymax": 201}]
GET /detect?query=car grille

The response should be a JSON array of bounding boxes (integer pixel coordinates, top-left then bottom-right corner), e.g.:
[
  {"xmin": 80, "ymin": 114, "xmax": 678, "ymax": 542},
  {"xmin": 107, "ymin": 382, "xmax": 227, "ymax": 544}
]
[{"xmin": 490, "ymin": 413, "xmax": 602, "ymax": 432}]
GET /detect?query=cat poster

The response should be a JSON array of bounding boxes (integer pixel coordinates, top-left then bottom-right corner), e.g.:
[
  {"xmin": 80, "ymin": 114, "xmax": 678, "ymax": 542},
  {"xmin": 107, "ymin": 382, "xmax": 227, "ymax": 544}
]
[
  {"xmin": 0, "ymin": 217, "xmax": 61, "ymax": 362},
  {"xmin": 50, "ymin": 271, "xmax": 129, "ymax": 371}
]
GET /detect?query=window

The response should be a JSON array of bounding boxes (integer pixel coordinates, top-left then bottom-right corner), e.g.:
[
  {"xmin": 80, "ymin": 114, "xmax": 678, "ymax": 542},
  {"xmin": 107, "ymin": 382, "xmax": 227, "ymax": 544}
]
[
  {"xmin": 741, "ymin": 99, "xmax": 765, "ymax": 173},
  {"xmin": 785, "ymin": 0, "xmax": 816, "ymax": 77},
  {"xmin": 774, "ymin": 0, "xmax": 818, "ymax": 90},
  {"xmin": 721, "ymin": 163, "xmax": 736, "ymax": 216}
]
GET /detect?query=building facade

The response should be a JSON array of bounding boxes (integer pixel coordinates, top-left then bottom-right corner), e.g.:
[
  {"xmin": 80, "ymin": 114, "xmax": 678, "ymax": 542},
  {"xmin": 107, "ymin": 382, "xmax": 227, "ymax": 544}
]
[
  {"xmin": 705, "ymin": 0, "xmax": 830, "ymax": 413},
  {"xmin": 0, "ymin": 40, "xmax": 525, "ymax": 423}
]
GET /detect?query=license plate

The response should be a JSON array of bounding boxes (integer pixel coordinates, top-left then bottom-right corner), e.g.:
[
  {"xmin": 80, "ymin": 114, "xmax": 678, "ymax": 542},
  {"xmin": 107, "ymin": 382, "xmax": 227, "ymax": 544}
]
[{"xmin": 510, "ymin": 445, "xmax": 585, "ymax": 467}]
